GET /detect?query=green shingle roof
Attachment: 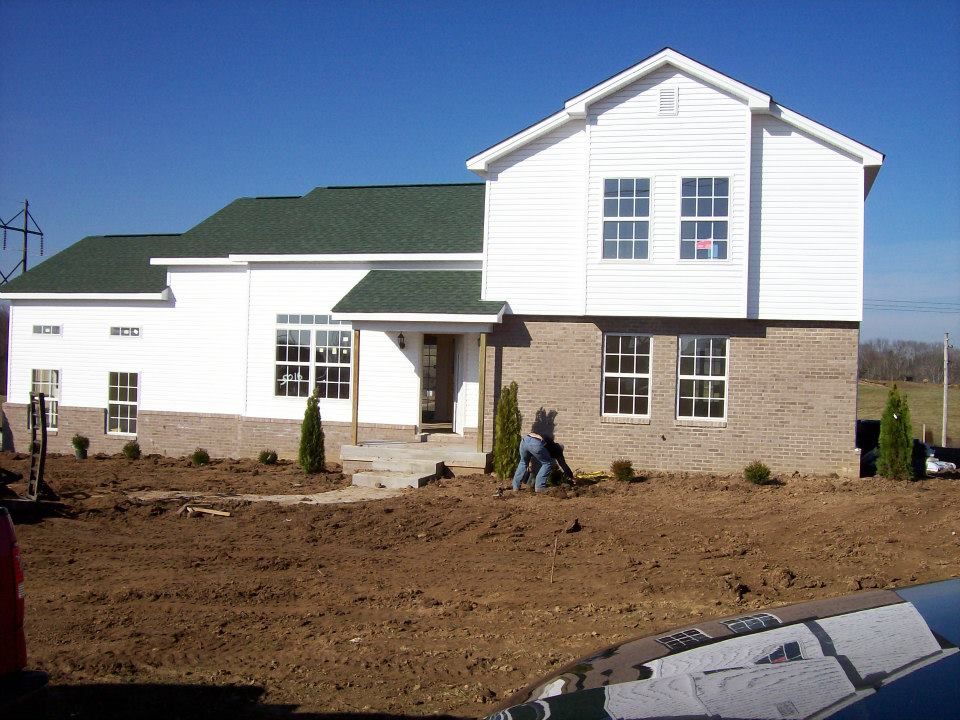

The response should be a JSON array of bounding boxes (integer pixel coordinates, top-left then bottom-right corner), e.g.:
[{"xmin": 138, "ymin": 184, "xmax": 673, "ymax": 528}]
[
  {"xmin": 173, "ymin": 184, "xmax": 485, "ymax": 257},
  {"xmin": 0, "ymin": 234, "xmax": 177, "ymax": 294},
  {"xmin": 1, "ymin": 184, "xmax": 485, "ymax": 294},
  {"xmin": 332, "ymin": 271, "xmax": 504, "ymax": 316}
]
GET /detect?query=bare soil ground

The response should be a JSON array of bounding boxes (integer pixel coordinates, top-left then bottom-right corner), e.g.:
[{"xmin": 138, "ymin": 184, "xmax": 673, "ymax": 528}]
[{"xmin": 3, "ymin": 451, "xmax": 960, "ymax": 719}]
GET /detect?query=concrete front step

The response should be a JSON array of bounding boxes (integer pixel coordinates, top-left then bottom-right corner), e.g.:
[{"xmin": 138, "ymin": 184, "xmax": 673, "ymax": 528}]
[
  {"xmin": 370, "ymin": 459, "xmax": 444, "ymax": 475},
  {"xmin": 352, "ymin": 471, "xmax": 433, "ymax": 490},
  {"xmin": 341, "ymin": 443, "xmax": 489, "ymax": 469}
]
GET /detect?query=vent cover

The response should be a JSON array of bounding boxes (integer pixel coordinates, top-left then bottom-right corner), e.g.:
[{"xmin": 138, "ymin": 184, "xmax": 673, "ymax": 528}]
[{"xmin": 659, "ymin": 87, "xmax": 679, "ymax": 116}]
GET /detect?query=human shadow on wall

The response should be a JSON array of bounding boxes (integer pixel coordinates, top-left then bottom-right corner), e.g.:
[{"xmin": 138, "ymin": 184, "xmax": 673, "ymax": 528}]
[{"xmin": 531, "ymin": 407, "xmax": 557, "ymax": 436}]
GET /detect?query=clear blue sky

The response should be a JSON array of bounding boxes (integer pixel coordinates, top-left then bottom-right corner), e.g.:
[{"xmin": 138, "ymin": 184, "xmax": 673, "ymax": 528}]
[{"xmin": 1, "ymin": 0, "xmax": 958, "ymax": 342}]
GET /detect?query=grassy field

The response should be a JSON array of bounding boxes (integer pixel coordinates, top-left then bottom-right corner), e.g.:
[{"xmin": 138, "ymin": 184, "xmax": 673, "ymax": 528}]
[{"xmin": 859, "ymin": 380, "xmax": 960, "ymax": 445}]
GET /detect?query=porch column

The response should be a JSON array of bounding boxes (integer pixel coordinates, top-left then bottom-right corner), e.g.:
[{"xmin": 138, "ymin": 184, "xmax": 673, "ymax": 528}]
[
  {"xmin": 477, "ymin": 332, "xmax": 487, "ymax": 452},
  {"xmin": 351, "ymin": 329, "xmax": 360, "ymax": 445}
]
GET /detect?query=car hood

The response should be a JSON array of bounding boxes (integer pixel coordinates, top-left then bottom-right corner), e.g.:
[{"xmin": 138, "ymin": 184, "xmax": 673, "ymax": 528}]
[{"xmin": 487, "ymin": 578, "xmax": 960, "ymax": 720}]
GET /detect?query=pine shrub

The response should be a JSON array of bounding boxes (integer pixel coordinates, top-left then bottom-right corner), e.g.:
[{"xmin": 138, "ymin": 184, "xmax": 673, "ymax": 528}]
[
  {"xmin": 258, "ymin": 449, "xmax": 278, "ymax": 465},
  {"xmin": 610, "ymin": 458, "xmax": 634, "ymax": 482},
  {"xmin": 492, "ymin": 381, "xmax": 522, "ymax": 480},
  {"xmin": 71, "ymin": 434, "xmax": 90, "ymax": 452},
  {"xmin": 298, "ymin": 387, "xmax": 325, "ymax": 474},
  {"xmin": 877, "ymin": 385, "xmax": 914, "ymax": 480},
  {"xmin": 191, "ymin": 448, "xmax": 210, "ymax": 466},
  {"xmin": 744, "ymin": 460, "xmax": 773, "ymax": 485},
  {"xmin": 122, "ymin": 440, "xmax": 141, "ymax": 460}
]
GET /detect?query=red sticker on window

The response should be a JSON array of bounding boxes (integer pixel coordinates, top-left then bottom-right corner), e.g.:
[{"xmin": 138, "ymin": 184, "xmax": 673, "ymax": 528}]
[{"xmin": 696, "ymin": 240, "xmax": 712, "ymax": 250}]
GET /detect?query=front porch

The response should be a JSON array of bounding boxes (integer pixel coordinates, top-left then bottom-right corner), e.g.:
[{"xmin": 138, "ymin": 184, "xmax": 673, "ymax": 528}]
[{"xmin": 330, "ymin": 270, "xmax": 504, "ymax": 485}]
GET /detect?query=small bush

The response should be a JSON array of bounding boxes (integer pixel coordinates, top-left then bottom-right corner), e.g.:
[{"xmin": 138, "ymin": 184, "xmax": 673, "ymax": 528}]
[
  {"xmin": 493, "ymin": 381, "xmax": 522, "ymax": 480},
  {"xmin": 71, "ymin": 434, "xmax": 90, "ymax": 452},
  {"xmin": 122, "ymin": 440, "xmax": 141, "ymax": 460},
  {"xmin": 744, "ymin": 461, "xmax": 774, "ymax": 485},
  {"xmin": 191, "ymin": 448, "xmax": 210, "ymax": 466},
  {"xmin": 610, "ymin": 458, "xmax": 634, "ymax": 482},
  {"xmin": 258, "ymin": 449, "xmax": 278, "ymax": 465},
  {"xmin": 877, "ymin": 385, "xmax": 914, "ymax": 480},
  {"xmin": 298, "ymin": 387, "xmax": 326, "ymax": 474}
]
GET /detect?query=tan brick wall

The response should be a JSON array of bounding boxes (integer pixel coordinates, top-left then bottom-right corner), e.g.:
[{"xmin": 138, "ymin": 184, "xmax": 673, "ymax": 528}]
[
  {"xmin": 0, "ymin": 401, "xmax": 415, "ymax": 462},
  {"xmin": 481, "ymin": 317, "xmax": 860, "ymax": 476}
]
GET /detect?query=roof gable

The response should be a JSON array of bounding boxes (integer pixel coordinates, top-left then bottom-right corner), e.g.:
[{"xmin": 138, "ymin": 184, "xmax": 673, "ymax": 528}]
[{"xmin": 466, "ymin": 48, "xmax": 884, "ymax": 173}]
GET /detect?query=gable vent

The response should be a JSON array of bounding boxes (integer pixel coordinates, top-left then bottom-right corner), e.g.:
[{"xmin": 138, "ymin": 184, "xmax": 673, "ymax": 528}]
[{"xmin": 659, "ymin": 87, "xmax": 678, "ymax": 116}]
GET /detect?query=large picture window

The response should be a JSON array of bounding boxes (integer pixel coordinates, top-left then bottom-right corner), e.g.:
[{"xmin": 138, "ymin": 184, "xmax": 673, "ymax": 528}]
[
  {"xmin": 677, "ymin": 337, "xmax": 727, "ymax": 420},
  {"xmin": 275, "ymin": 314, "xmax": 352, "ymax": 399},
  {"xmin": 602, "ymin": 334, "xmax": 651, "ymax": 416},
  {"xmin": 30, "ymin": 369, "xmax": 60, "ymax": 430},
  {"xmin": 603, "ymin": 178, "xmax": 650, "ymax": 260},
  {"xmin": 680, "ymin": 177, "xmax": 728, "ymax": 260},
  {"xmin": 108, "ymin": 372, "xmax": 139, "ymax": 435}
]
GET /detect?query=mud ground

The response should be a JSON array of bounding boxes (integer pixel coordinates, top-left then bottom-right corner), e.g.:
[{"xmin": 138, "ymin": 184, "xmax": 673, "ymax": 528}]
[{"xmin": 2, "ymin": 451, "xmax": 959, "ymax": 719}]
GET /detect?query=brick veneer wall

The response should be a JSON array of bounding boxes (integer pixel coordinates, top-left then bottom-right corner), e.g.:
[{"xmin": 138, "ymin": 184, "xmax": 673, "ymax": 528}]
[
  {"xmin": 0, "ymin": 401, "xmax": 415, "ymax": 461},
  {"xmin": 481, "ymin": 316, "xmax": 861, "ymax": 477}
]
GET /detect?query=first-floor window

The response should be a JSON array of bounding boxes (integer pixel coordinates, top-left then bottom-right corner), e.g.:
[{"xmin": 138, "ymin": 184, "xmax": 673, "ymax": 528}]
[
  {"xmin": 108, "ymin": 372, "xmax": 139, "ymax": 434},
  {"xmin": 602, "ymin": 333, "xmax": 651, "ymax": 416},
  {"xmin": 275, "ymin": 314, "xmax": 352, "ymax": 398},
  {"xmin": 677, "ymin": 337, "xmax": 727, "ymax": 419},
  {"xmin": 30, "ymin": 369, "xmax": 60, "ymax": 430}
]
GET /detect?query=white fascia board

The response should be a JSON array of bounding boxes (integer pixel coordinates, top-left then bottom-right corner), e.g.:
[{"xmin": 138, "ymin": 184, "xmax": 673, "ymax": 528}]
[
  {"xmin": 0, "ymin": 289, "xmax": 171, "ymax": 301},
  {"xmin": 331, "ymin": 310, "xmax": 503, "ymax": 324},
  {"xmin": 564, "ymin": 49, "xmax": 770, "ymax": 116},
  {"xmin": 228, "ymin": 253, "xmax": 484, "ymax": 263},
  {"xmin": 767, "ymin": 104, "xmax": 885, "ymax": 166},
  {"xmin": 150, "ymin": 257, "xmax": 243, "ymax": 266},
  {"xmin": 466, "ymin": 48, "xmax": 771, "ymax": 173}
]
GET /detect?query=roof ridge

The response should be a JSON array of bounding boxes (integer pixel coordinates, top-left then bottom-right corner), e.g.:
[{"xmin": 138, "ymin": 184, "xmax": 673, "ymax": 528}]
[
  {"xmin": 253, "ymin": 195, "xmax": 302, "ymax": 200},
  {"xmin": 101, "ymin": 233, "xmax": 182, "ymax": 238},
  {"xmin": 322, "ymin": 182, "xmax": 483, "ymax": 190}
]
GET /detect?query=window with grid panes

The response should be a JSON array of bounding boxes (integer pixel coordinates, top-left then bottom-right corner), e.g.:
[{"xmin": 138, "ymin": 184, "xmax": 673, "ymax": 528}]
[
  {"xmin": 677, "ymin": 337, "xmax": 727, "ymax": 419},
  {"xmin": 275, "ymin": 314, "xmax": 351, "ymax": 399},
  {"xmin": 30, "ymin": 369, "xmax": 60, "ymax": 430},
  {"xmin": 680, "ymin": 177, "xmax": 728, "ymax": 259},
  {"xmin": 603, "ymin": 178, "xmax": 650, "ymax": 259},
  {"xmin": 602, "ymin": 334, "xmax": 651, "ymax": 416},
  {"xmin": 107, "ymin": 372, "xmax": 138, "ymax": 434}
]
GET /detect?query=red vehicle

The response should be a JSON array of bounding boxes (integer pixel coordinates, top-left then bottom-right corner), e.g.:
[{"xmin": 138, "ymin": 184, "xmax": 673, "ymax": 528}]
[{"xmin": 0, "ymin": 506, "xmax": 47, "ymax": 708}]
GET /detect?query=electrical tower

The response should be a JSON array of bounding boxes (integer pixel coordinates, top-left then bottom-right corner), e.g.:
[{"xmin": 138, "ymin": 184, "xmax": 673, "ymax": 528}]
[{"xmin": 0, "ymin": 199, "xmax": 44, "ymax": 284}]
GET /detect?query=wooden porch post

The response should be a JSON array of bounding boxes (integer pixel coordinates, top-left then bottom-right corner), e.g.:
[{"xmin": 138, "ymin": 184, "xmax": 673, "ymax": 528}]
[
  {"xmin": 477, "ymin": 332, "xmax": 487, "ymax": 453},
  {"xmin": 351, "ymin": 329, "xmax": 360, "ymax": 445}
]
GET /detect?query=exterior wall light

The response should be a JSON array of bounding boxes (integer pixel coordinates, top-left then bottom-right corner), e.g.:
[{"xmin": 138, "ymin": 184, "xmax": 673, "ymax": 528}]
[{"xmin": 397, "ymin": 332, "xmax": 405, "ymax": 349}]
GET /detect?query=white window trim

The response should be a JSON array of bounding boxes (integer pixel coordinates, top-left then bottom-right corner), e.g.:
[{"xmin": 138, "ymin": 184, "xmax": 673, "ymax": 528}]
[
  {"xmin": 107, "ymin": 371, "xmax": 140, "ymax": 436},
  {"xmin": 29, "ymin": 368, "xmax": 61, "ymax": 432},
  {"xmin": 676, "ymin": 335, "xmax": 729, "ymax": 422},
  {"xmin": 678, "ymin": 175, "xmax": 732, "ymax": 263},
  {"xmin": 274, "ymin": 315, "xmax": 352, "ymax": 401},
  {"xmin": 601, "ymin": 177, "xmax": 653, "ymax": 262},
  {"xmin": 601, "ymin": 332, "xmax": 652, "ymax": 419}
]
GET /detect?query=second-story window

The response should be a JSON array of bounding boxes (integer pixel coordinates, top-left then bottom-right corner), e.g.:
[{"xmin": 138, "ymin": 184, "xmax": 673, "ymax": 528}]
[
  {"xmin": 603, "ymin": 178, "xmax": 650, "ymax": 260},
  {"xmin": 680, "ymin": 177, "xmax": 728, "ymax": 260}
]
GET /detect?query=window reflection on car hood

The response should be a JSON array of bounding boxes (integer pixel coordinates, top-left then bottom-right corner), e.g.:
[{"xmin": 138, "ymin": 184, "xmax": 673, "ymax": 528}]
[{"xmin": 488, "ymin": 579, "xmax": 960, "ymax": 720}]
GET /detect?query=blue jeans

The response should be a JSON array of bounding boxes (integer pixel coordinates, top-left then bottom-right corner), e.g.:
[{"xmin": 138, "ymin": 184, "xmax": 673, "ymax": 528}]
[{"xmin": 512, "ymin": 435, "xmax": 554, "ymax": 491}]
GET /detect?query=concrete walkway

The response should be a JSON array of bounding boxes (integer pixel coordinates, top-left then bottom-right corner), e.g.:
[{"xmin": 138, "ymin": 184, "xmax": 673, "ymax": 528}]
[{"xmin": 129, "ymin": 485, "xmax": 405, "ymax": 506}]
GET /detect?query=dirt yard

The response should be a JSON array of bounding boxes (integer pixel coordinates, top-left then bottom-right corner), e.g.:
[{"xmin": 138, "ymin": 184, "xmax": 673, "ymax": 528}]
[{"xmin": 3, "ymin": 452, "xmax": 960, "ymax": 719}]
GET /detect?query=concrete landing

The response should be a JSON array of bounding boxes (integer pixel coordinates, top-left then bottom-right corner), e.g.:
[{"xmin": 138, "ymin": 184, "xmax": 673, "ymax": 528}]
[{"xmin": 340, "ymin": 442, "xmax": 489, "ymax": 476}]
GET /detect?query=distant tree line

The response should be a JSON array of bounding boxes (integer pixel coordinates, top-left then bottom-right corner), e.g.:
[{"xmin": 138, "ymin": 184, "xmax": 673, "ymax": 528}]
[{"xmin": 859, "ymin": 338, "xmax": 959, "ymax": 382}]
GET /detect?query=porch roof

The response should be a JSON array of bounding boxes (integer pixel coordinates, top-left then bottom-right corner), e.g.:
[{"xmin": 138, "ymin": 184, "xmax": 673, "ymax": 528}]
[{"xmin": 331, "ymin": 270, "xmax": 505, "ymax": 322}]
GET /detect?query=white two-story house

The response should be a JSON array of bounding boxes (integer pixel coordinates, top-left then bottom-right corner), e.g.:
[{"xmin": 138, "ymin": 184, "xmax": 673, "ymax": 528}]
[{"xmin": 0, "ymin": 49, "xmax": 883, "ymax": 476}]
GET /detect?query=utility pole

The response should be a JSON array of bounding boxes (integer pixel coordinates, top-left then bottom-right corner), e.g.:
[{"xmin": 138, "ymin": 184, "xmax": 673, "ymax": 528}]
[
  {"xmin": 944, "ymin": 332, "xmax": 951, "ymax": 447},
  {"xmin": 0, "ymin": 199, "xmax": 44, "ymax": 283}
]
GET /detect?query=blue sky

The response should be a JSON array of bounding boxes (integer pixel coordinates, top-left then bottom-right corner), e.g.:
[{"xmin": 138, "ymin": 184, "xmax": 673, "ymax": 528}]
[{"xmin": 1, "ymin": 0, "xmax": 957, "ymax": 341}]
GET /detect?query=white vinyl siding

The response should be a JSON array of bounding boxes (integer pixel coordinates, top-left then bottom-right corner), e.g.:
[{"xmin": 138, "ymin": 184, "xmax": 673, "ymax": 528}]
[
  {"xmin": 483, "ymin": 120, "xmax": 587, "ymax": 314},
  {"xmin": 748, "ymin": 115, "xmax": 864, "ymax": 320}
]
